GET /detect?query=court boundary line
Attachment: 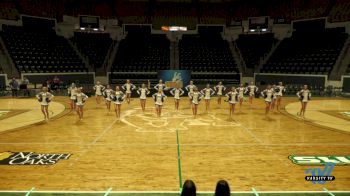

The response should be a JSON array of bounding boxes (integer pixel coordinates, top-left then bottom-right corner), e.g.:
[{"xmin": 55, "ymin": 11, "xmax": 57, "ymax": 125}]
[
  {"xmin": 282, "ymin": 100, "xmax": 350, "ymax": 135},
  {"xmin": 1, "ymin": 142, "xmax": 350, "ymax": 146},
  {"xmin": 1, "ymin": 190, "xmax": 350, "ymax": 193}
]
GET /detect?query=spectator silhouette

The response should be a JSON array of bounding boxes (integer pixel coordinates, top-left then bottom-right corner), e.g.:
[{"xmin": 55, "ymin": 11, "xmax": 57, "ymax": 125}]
[
  {"xmin": 215, "ymin": 180, "xmax": 230, "ymax": 196},
  {"xmin": 181, "ymin": 180, "xmax": 196, "ymax": 196}
]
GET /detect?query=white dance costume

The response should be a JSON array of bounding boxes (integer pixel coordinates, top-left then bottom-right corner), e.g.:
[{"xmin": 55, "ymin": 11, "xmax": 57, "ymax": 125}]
[
  {"xmin": 36, "ymin": 92, "xmax": 54, "ymax": 106},
  {"xmin": 261, "ymin": 89, "xmax": 274, "ymax": 102},
  {"xmin": 122, "ymin": 83, "xmax": 136, "ymax": 94},
  {"xmin": 201, "ymin": 88, "xmax": 215, "ymax": 100},
  {"xmin": 215, "ymin": 85, "xmax": 226, "ymax": 96},
  {"xmin": 137, "ymin": 88, "xmax": 150, "ymax": 100},
  {"xmin": 170, "ymin": 88, "xmax": 184, "ymax": 100},
  {"xmin": 93, "ymin": 84, "xmax": 105, "ymax": 96}
]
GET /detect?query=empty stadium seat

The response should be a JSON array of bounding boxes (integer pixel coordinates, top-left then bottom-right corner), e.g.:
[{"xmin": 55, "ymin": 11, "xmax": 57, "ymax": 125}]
[
  {"xmin": 1, "ymin": 25, "xmax": 87, "ymax": 73},
  {"xmin": 111, "ymin": 32, "xmax": 170, "ymax": 72},
  {"xmin": 236, "ymin": 33, "xmax": 277, "ymax": 69},
  {"xmin": 179, "ymin": 33, "xmax": 238, "ymax": 73},
  {"xmin": 261, "ymin": 29, "xmax": 348, "ymax": 75},
  {"xmin": 72, "ymin": 32, "xmax": 112, "ymax": 68}
]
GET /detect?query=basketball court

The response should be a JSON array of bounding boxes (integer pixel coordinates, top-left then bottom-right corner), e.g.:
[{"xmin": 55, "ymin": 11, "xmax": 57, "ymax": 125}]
[{"xmin": 0, "ymin": 97, "xmax": 349, "ymax": 195}]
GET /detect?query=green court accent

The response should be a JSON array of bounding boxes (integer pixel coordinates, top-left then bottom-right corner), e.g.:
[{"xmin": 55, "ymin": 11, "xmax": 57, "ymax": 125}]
[
  {"xmin": 104, "ymin": 188, "xmax": 113, "ymax": 196},
  {"xmin": 252, "ymin": 188, "xmax": 259, "ymax": 196},
  {"xmin": 323, "ymin": 188, "xmax": 335, "ymax": 196},
  {"xmin": 176, "ymin": 129, "xmax": 183, "ymax": 192},
  {"xmin": 25, "ymin": 187, "xmax": 35, "ymax": 196}
]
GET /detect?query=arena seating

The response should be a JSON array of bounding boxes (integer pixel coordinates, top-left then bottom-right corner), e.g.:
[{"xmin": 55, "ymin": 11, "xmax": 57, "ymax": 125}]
[
  {"xmin": 179, "ymin": 33, "xmax": 238, "ymax": 73},
  {"xmin": 1, "ymin": 25, "xmax": 87, "ymax": 73},
  {"xmin": 72, "ymin": 32, "xmax": 112, "ymax": 69},
  {"xmin": 0, "ymin": 1, "xmax": 19, "ymax": 20},
  {"xmin": 261, "ymin": 29, "xmax": 348, "ymax": 75},
  {"xmin": 111, "ymin": 32, "xmax": 170, "ymax": 72},
  {"xmin": 329, "ymin": 0, "xmax": 350, "ymax": 22},
  {"xmin": 236, "ymin": 33, "xmax": 277, "ymax": 69}
]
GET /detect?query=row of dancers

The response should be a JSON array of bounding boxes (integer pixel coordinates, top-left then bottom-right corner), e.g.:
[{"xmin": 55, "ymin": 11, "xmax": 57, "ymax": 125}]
[{"xmin": 35, "ymin": 80, "xmax": 311, "ymax": 120}]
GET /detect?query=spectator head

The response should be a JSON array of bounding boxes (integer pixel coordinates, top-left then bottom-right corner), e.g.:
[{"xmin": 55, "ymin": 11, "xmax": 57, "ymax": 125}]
[
  {"xmin": 215, "ymin": 180, "xmax": 230, "ymax": 196},
  {"xmin": 181, "ymin": 180, "xmax": 196, "ymax": 196}
]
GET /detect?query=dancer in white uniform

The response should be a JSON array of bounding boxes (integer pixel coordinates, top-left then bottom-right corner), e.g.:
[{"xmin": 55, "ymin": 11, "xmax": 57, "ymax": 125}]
[
  {"xmin": 93, "ymin": 81, "xmax": 105, "ymax": 105},
  {"xmin": 245, "ymin": 81, "xmax": 258, "ymax": 108},
  {"xmin": 297, "ymin": 85, "xmax": 311, "ymax": 117},
  {"xmin": 214, "ymin": 81, "xmax": 226, "ymax": 106},
  {"xmin": 275, "ymin": 82, "xmax": 286, "ymax": 111},
  {"xmin": 111, "ymin": 86, "xmax": 125, "ymax": 119},
  {"xmin": 74, "ymin": 88, "xmax": 88, "ymax": 120},
  {"xmin": 201, "ymin": 84, "xmax": 215, "ymax": 112},
  {"xmin": 189, "ymin": 87, "xmax": 202, "ymax": 118},
  {"xmin": 122, "ymin": 79, "xmax": 136, "ymax": 104},
  {"xmin": 170, "ymin": 84, "xmax": 185, "ymax": 110},
  {"xmin": 103, "ymin": 84, "xmax": 113, "ymax": 112},
  {"xmin": 137, "ymin": 83, "xmax": 150, "ymax": 112},
  {"xmin": 225, "ymin": 87, "xmax": 238, "ymax": 118},
  {"xmin": 185, "ymin": 81, "xmax": 197, "ymax": 107},
  {"xmin": 270, "ymin": 84, "xmax": 278, "ymax": 111},
  {"xmin": 152, "ymin": 89, "xmax": 167, "ymax": 117},
  {"xmin": 261, "ymin": 85, "xmax": 275, "ymax": 116},
  {"xmin": 68, "ymin": 83, "xmax": 78, "ymax": 110},
  {"xmin": 36, "ymin": 86, "xmax": 54, "ymax": 121},
  {"xmin": 154, "ymin": 79, "xmax": 168, "ymax": 91},
  {"xmin": 237, "ymin": 84, "xmax": 246, "ymax": 111}
]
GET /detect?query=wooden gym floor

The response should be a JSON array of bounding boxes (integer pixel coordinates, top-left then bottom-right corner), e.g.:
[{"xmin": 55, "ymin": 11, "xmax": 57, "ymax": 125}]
[{"xmin": 0, "ymin": 96, "xmax": 349, "ymax": 192}]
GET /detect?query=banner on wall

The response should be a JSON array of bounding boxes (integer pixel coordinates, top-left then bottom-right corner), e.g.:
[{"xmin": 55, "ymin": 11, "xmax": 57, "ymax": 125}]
[{"xmin": 158, "ymin": 70, "xmax": 191, "ymax": 88}]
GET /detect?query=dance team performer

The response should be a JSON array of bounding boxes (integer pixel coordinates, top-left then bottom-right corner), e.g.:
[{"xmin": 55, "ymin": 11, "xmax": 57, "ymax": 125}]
[
  {"xmin": 152, "ymin": 89, "xmax": 167, "ymax": 117},
  {"xmin": 185, "ymin": 81, "xmax": 197, "ymax": 107},
  {"xmin": 170, "ymin": 84, "xmax": 184, "ymax": 110},
  {"xmin": 154, "ymin": 79, "xmax": 168, "ymax": 91},
  {"xmin": 245, "ymin": 81, "xmax": 258, "ymax": 108},
  {"xmin": 122, "ymin": 79, "xmax": 136, "ymax": 104},
  {"xmin": 189, "ymin": 87, "xmax": 202, "ymax": 118},
  {"xmin": 137, "ymin": 83, "xmax": 150, "ymax": 112},
  {"xmin": 236, "ymin": 84, "xmax": 245, "ymax": 111},
  {"xmin": 36, "ymin": 86, "xmax": 54, "ymax": 121},
  {"xmin": 270, "ymin": 84, "xmax": 277, "ymax": 111},
  {"xmin": 103, "ymin": 84, "xmax": 113, "ymax": 112},
  {"xmin": 74, "ymin": 87, "xmax": 88, "ymax": 120},
  {"xmin": 68, "ymin": 83, "xmax": 78, "ymax": 110},
  {"xmin": 225, "ymin": 87, "xmax": 239, "ymax": 118},
  {"xmin": 214, "ymin": 81, "xmax": 226, "ymax": 106},
  {"xmin": 261, "ymin": 85, "xmax": 275, "ymax": 116},
  {"xmin": 111, "ymin": 86, "xmax": 125, "ymax": 119},
  {"xmin": 275, "ymin": 82, "xmax": 286, "ymax": 111},
  {"xmin": 297, "ymin": 85, "xmax": 311, "ymax": 117},
  {"xmin": 93, "ymin": 81, "xmax": 105, "ymax": 105},
  {"xmin": 201, "ymin": 84, "xmax": 215, "ymax": 112}
]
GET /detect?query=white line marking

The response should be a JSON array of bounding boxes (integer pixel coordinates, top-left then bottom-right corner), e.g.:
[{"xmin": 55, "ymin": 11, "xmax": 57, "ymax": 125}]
[
  {"xmin": 0, "ymin": 190, "xmax": 349, "ymax": 193},
  {"xmin": 1, "ymin": 142, "xmax": 350, "ymax": 147}
]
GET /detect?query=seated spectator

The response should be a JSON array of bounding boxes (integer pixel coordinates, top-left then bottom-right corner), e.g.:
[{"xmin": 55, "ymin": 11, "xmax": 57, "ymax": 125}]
[
  {"xmin": 181, "ymin": 180, "xmax": 196, "ymax": 196},
  {"xmin": 215, "ymin": 180, "xmax": 231, "ymax": 196}
]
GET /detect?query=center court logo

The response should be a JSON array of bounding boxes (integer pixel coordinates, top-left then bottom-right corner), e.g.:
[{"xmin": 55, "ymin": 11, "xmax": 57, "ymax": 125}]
[{"xmin": 0, "ymin": 152, "xmax": 71, "ymax": 165}]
